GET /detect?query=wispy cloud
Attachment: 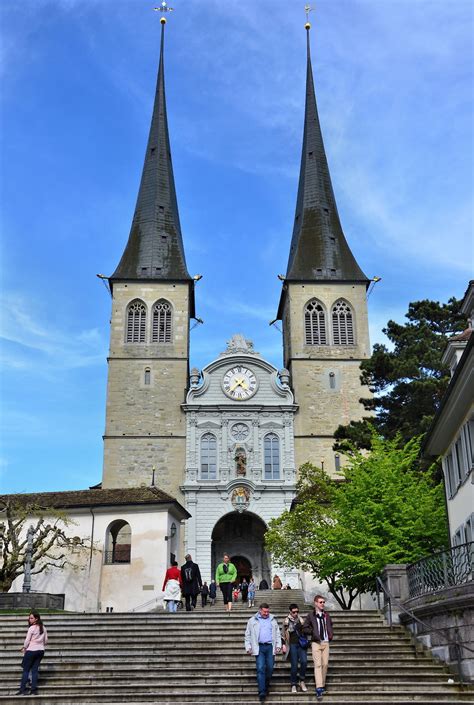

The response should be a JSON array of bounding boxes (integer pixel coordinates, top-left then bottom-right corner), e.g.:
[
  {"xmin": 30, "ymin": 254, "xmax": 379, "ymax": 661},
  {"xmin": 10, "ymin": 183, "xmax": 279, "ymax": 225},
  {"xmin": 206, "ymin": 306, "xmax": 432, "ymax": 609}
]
[{"xmin": 0, "ymin": 293, "xmax": 106, "ymax": 374}]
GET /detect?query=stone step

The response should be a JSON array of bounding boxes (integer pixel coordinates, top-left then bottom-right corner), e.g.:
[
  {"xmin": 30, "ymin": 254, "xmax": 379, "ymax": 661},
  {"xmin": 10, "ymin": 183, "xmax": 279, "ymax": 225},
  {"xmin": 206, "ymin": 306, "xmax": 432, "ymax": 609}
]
[{"xmin": 0, "ymin": 689, "xmax": 472, "ymax": 704}]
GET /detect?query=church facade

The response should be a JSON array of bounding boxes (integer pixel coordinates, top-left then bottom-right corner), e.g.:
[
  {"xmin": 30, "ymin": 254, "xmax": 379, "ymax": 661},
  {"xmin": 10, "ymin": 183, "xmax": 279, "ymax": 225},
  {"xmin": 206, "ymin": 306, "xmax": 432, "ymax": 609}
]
[
  {"xmin": 5, "ymin": 18, "xmax": 372, "ymax": 609},
  {"xmin": 98, "ymin": 17, "xmax": 371, "ymax": 588}
]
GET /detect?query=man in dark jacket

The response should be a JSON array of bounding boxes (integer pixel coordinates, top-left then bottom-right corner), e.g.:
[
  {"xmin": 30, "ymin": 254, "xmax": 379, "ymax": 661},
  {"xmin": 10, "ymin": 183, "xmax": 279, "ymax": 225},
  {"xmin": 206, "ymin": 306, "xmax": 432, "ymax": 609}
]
[
  {"xmin": 302, "ymin": 595, "xmax": 333, "ymax": 701},
  {"xmin": 180, "ymin": 554, "xmax": 202, "ymax": 611}
]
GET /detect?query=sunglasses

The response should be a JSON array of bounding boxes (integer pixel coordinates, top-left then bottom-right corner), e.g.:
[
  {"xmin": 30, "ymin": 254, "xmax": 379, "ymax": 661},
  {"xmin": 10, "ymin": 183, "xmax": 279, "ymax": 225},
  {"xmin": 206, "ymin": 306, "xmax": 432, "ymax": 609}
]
[{"xmin": 291, "ymin": 609, "xmax": 299, "ymax": 613}]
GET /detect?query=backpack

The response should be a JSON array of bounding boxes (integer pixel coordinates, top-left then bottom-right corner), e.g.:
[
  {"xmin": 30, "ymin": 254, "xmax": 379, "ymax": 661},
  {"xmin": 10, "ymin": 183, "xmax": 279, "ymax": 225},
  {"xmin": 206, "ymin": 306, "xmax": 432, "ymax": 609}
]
[{"xmin": 184, "ymin": 566, "xmax": 194, "ymax": 583}]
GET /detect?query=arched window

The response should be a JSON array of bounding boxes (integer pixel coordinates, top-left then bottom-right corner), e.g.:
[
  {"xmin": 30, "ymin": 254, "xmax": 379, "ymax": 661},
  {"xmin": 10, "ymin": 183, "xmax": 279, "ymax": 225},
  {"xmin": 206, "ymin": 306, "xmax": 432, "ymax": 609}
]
[
  {"xmin": 304, "ymin": 299, "xmax": 327, "ymax": 345},
  {"xmin": 264, "ymin": 433, "xmax": 280, "ymax": 480},
  {"xmin": 105, "ymin": 520, "xmax": 131, "ymax": 564},
  {"xmin": 144, "ymin": 368, "xmax": 151, "ymax": 385},
  {"xmin": 126, "ymin": 300, "xmax": 147, "ymax": 343},
  {"xmin": 152, "ymin": 299, "xmax": 172, "ymax": 343},
  {"xmin": 201, "ymin": 433, "xmax": 217, "ymax": 480},
  {"xmin": 332, "ymin": 299, "xmax": 354, "ymax": 345}
]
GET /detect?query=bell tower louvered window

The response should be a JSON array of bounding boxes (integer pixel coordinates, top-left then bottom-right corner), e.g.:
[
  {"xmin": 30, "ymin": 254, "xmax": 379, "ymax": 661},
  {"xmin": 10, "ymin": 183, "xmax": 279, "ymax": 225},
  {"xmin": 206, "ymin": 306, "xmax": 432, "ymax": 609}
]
[
  {"xmin": 332, "ymin": 300, "xmax": 354, "ymax": 345},
  {"xmin": 304, "ymin": 299, "xmax": 327, "ymax": 345},
  {"xmin": 152, "ymin": 299, "xmax": 172, "ymax": 343},
  {"xmin": 126, "ymin": 300, "xmax": 147, "ymax": 343}
]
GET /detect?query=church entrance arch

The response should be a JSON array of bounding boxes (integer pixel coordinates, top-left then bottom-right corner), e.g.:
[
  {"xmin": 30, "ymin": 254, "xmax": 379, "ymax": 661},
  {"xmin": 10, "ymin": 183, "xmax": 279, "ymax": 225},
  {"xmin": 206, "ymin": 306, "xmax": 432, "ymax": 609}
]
[{"xmin": 211, "ymin": 512, "xmax": 271, "ymax": 587}]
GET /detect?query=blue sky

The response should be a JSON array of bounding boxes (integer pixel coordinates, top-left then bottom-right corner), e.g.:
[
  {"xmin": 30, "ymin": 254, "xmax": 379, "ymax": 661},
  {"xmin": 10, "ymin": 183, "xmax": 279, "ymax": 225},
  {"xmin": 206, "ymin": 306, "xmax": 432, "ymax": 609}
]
[{"xmin": 1, "ymin": 0, "xmax": 472, "ymax": 494}]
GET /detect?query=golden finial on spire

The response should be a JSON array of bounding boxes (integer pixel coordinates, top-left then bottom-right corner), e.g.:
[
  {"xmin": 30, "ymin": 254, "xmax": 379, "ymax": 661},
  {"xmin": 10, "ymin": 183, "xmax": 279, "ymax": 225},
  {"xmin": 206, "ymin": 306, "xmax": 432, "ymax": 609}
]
[{"xmin": 304, "ymin": 4, "xmax": 313, "ymax": 30}]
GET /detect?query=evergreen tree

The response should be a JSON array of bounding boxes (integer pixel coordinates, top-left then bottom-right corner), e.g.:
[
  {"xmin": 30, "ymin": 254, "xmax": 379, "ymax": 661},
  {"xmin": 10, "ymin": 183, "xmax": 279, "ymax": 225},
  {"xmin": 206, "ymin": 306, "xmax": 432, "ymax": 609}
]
[{"xmin": 334, "ymin": 297, "xmax": 465, "ymax": 450}]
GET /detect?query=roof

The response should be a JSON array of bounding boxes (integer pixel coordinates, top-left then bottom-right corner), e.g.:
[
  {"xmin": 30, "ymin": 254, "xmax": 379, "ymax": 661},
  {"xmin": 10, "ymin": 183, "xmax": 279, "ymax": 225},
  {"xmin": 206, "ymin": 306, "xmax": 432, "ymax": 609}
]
[
  {"xmin": 423, "ymin": 333, "xmax": 474, "ymax": 456},
  {"xmin": 110, "ymin": 21, "xmax": 193, "ymax": 294},
  {"xmin": 282, "ymin": 27, "xmax": 368, "ymax": 290},
  {"xmin": 0, "ymin": 486, "xmax": 190, "ymax": 518}
]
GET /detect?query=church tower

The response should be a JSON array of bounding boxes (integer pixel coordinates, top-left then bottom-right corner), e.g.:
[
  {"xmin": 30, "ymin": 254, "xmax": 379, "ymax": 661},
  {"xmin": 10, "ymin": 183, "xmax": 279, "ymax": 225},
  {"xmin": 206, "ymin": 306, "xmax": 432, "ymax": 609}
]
[
  {"xmin": 102, "ymin": 18, "xmax": 194, "ymax": 497},
  {"xmin": 277, "ymin": 22, "xmax": 371, "ymax": 476}
]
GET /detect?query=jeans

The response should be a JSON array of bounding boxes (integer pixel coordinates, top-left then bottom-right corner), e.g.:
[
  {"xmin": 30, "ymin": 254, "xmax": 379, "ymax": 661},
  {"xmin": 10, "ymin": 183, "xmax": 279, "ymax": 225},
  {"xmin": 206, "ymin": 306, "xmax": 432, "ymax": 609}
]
[
  {"xmin": 255, "ymin": 643, "xmax": 274, "ymax": 697},
  {"xmin": 289, "ymin": 642, "xmax": 308, "ymax": 685},
  {"xmin": 201, "ymin": 594, "xmax": 208, "ymax": 607},
  {"xmin": 167, "ymin": 600, "xmax": 178, "ymax": 613},
  {"xmin": 20, "ymin": 650, "xmax": 44, "ymax": 692}
]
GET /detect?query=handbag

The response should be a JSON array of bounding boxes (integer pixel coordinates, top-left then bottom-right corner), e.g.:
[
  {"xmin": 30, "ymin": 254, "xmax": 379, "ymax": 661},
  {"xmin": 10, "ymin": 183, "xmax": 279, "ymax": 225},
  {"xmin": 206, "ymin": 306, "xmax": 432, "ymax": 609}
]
[{"xmin": 298, "ymin": 634, "xmax": 310, "ymax": 649}]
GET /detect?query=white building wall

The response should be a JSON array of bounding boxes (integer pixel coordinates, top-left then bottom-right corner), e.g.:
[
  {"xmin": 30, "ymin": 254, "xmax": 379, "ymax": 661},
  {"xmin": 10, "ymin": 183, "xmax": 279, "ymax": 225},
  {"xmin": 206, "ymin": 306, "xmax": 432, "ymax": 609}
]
[{"xmin": 10, "ymin": 506, "xmax": 182, "ymax": 613}]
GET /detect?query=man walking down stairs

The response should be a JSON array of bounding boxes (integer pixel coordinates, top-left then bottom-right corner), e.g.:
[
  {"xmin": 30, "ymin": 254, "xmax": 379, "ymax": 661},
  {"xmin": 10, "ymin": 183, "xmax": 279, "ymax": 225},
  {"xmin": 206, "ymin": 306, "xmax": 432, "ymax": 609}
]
[{"xmin": 0, "ymin": 589, "xmax": 472, "ymax": 703}]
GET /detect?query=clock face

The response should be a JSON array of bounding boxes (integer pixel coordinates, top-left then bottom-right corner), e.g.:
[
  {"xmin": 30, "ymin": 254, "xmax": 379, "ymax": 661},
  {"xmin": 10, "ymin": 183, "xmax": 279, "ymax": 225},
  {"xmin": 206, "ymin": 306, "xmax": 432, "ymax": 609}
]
[{"xmin": 222, "ymin": 366, "xmax": 257, "ymax": 400}]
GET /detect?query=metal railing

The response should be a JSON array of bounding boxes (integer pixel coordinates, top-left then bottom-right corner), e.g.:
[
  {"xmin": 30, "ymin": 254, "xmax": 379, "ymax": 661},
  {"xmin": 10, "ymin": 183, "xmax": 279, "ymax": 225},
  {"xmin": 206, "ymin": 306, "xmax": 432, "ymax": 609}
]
[
  {"xmin": 375, "ymin": 575, "xmax": 473, "ymax": 685},
  {"xmin": 407, "ymin": 542, "xmax": 473, "ymax": 598},
  {"xmin": 104, "ymin": 548, "xmax": 131, "ymax": 564}
]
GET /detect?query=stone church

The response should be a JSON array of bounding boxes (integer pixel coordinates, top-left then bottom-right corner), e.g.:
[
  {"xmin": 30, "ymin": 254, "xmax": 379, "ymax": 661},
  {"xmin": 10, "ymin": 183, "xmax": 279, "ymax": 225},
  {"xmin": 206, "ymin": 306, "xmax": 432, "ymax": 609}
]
[
  {"xmin": 5, "ymin": 18, "xmax": 371, "ymax": 609},
  {"xmin": 100, "ymin": 17, "xmax": 370, "ymax": 585}
]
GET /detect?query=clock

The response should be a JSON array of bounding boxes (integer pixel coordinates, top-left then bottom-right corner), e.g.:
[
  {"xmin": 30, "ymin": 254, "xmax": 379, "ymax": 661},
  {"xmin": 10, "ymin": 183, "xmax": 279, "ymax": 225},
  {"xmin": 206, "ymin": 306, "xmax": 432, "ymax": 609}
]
[{"xmin": 222, "ymin": 366, "xmax": 257, "ymax": 400}]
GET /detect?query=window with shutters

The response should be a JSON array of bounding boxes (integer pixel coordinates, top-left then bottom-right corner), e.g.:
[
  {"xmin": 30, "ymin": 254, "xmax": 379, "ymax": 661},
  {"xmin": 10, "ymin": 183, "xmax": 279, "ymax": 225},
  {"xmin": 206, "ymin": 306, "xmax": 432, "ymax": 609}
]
[
  {"xmin": 264, "ymin": 433, "xmax": 280, "ymax": 480},
  {"xmin": 332, "ymin": 299, "xmax": 355, "ymax": 345},
  {"xmin": 304, "ymin": 299, "xmax": 327, "ymax": 345},
  {"xmin": 126, "ymin": 300, "xmax": 147, "ymax": 343},
  {"xmin": 201, "ymin": 433, "xmax": 217, "ymax": 480},
  {"xmin": 151, "ymin": 299, "xmax": 172, "ymax": 343}
]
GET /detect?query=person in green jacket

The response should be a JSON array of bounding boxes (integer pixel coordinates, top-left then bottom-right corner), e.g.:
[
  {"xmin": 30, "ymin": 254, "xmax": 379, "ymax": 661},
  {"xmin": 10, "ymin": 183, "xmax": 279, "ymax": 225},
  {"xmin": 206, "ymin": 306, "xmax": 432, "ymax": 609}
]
[{"xmin": 215, "ymin": 553, "xmax": 237, "ymax": 613}]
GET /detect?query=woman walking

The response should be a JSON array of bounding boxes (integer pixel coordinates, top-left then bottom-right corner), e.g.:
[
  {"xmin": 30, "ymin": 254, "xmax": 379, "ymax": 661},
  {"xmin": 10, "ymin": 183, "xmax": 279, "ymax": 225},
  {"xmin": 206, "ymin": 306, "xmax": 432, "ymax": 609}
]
[
  {"xmin": 162, "ymin": 559, "xmax": 182, "ymax": 613},
  {"xmin": 16, "ymin": 612, "xmax": 48, "ymax": 696},
  {"xmin": 215, "ymin": 553, "xmax": 237, "ymax": 613}
]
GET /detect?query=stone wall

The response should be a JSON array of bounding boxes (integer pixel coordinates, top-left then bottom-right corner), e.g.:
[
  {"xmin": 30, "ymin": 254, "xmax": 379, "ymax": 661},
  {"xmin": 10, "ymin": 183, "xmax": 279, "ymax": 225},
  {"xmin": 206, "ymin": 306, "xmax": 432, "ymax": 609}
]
[
  {"xmin": 102, "ymin": 281, "xmax": 190, "ymax": 494},
  {"xmin": 282, "ymin": 281, "xmax": 371, "ymax": 476}
]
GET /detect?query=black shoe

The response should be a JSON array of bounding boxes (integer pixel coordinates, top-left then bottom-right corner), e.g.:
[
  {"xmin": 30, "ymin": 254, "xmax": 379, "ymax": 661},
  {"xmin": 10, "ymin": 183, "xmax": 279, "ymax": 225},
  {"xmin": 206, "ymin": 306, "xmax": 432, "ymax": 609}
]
[
  {"xmin": 29, "ymin": 691, "xmax": 38, "ymax": 696},
  {"xmin": 14, "ymin": 692, "xmax": 27, "ymax": 696},
  {"xmin": 259, "ymin": 697, "xmax": 266, "ymax": 703}
]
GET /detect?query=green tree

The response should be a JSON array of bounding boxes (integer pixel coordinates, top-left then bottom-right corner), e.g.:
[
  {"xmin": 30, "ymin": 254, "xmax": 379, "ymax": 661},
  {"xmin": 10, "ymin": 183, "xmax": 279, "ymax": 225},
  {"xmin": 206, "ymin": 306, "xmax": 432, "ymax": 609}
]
[
  {"xmin": 0, "ymin": 497, "xmax": 91, "ymax": 593},
  {"xmin": 335, "ymin": 297, "xmax": 465, "ymax": 451},
  {"xmin": 265, "ymin": 437, "xmax": 448, "ymax": 609}
]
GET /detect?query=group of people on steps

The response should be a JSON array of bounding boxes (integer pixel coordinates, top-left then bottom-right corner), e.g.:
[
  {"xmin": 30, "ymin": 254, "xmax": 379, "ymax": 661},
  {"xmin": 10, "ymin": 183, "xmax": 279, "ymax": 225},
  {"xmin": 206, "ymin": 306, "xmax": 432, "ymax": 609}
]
[{"xmin": 15, "ymin": 557, "xmax": 332, "ymax": 702}]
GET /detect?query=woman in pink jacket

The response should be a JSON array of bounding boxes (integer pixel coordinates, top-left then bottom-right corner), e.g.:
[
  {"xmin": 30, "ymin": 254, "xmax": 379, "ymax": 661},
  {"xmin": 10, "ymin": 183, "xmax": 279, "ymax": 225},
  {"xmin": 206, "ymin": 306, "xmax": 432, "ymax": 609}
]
[{"xmin": 16, "ymin": 611, "xmax": 48, "ymax": 695}]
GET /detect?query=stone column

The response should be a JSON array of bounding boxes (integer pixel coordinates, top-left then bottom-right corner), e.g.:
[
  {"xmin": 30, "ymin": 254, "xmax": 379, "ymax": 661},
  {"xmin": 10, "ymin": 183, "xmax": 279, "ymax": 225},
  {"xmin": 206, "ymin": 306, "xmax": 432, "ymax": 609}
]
[{"xmin": 380, "ymin": 564, "xmax": 409, "ymax": 623}]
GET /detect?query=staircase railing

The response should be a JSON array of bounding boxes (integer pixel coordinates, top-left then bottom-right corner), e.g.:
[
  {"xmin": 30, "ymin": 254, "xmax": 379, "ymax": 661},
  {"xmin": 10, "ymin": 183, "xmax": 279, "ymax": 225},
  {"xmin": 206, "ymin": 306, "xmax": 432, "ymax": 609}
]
[
  {"xmin": 406, "ymin": 541, "xmax": 473, "ymax": 598},
  {"xmin": 375, "ymin": 575, "xmax": 473, "ymax": 685}
]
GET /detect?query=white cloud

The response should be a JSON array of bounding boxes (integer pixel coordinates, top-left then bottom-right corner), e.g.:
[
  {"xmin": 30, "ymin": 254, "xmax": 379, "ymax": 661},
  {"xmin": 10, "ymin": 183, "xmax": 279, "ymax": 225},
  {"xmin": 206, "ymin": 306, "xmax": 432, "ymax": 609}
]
[{"xmin": 0, "ymin": 293, "xmax": 106, "ymax": 374}]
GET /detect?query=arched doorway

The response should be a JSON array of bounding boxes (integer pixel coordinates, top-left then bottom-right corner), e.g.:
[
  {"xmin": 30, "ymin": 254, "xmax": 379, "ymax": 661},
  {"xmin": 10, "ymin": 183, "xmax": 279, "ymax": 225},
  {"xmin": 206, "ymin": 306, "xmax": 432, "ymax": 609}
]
[
  {"xmin": 231, "ymin": 555, "xmax": 252, "ymax": 583},
  {"xmin": 211, "ymin": 512, "xmax": 271, "ymax": 586}
]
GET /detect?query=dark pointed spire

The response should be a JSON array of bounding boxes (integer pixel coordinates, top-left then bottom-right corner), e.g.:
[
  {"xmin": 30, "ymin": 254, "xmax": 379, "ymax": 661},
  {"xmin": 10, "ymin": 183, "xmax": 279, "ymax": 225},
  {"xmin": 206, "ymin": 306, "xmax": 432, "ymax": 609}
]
[
  {"xmin": 284, "ymin": 22, "xmax": 368, "ymax": 284},
  {"xmin": 110, "ymin": 18, "xmax": 192, "ymax": 286}
]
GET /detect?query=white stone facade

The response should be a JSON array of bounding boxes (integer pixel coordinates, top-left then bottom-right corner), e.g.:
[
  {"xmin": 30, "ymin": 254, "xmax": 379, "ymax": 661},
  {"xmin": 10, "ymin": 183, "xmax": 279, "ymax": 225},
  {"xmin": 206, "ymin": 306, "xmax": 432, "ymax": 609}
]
[{"xmin": 181, "ymin": 336, "xmax": 299, "ymax": 586}]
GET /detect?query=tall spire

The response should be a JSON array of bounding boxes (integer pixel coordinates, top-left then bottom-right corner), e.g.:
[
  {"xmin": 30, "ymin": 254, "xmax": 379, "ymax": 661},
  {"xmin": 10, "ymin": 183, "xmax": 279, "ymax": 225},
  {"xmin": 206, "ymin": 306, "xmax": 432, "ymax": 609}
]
[
  {"xmin": 110, "ymin": 18, "xmax": 192, "ymax": 286},
  {"xmin": 283, "ymin": 21, "xmax": 368, "ymax": 284}
]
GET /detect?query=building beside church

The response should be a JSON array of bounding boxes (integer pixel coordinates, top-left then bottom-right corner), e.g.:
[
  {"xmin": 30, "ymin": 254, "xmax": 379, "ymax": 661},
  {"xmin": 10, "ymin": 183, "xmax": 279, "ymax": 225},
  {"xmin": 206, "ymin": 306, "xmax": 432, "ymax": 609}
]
[{"xmin": 4, "ymin": 18, "xmax": 372, "ymax": 608}]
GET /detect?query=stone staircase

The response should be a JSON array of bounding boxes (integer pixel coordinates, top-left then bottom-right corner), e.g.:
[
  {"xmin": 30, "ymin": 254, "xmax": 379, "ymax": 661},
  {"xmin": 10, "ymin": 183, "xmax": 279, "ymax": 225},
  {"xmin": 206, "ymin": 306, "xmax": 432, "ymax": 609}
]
[{"xmin": 0, "ymin": 589, "xmax": 472, "ymax": 704}]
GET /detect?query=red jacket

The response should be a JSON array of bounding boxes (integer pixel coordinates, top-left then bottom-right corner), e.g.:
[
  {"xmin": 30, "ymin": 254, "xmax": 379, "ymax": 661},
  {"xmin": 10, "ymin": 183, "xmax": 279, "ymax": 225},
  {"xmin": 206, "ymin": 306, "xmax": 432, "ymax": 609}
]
[{"xmin": 162, "ymin": 566, "xmax": 182, "ymax": 591}]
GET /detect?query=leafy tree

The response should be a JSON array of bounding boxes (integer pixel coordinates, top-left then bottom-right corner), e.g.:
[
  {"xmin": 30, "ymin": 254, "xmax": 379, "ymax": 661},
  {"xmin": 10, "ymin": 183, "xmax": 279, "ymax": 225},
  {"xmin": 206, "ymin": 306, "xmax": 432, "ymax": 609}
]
[
  {"xmin": 265, "ymin": 437, "xmax": 448, "ymax": 609},
  {"xmin": 0, "ymin": 498, "xmax": 91, "ymax": 593},
  {"xmin": 334, "ymin": 297, "xmax": 465, "ymax": 451}
]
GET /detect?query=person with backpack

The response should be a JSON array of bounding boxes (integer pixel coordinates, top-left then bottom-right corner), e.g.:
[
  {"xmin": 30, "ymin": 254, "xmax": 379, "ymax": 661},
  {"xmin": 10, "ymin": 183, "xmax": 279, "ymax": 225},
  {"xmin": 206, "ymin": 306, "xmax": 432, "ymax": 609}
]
[
  {"xmin": 16, "ymin": 612, "xmax": 48, "ymax": 696},
  {"xmin": 180, "ymin": 553, "xmax": 202, "ymax": 612},
  {"xmin": 215, "ymin": 552, "xmax": 237, "ymax": 613},
  {"xmin": 283, "ymin": 603, "xmax": 308, "ymax": 693}
]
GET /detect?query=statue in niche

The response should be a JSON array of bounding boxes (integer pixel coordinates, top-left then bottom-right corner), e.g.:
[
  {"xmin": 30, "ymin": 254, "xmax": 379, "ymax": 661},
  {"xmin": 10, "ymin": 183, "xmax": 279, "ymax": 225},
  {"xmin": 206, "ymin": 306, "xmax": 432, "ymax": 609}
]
[{"xmin": 235, "ymin": 447, "xmax": 247, "ymax": 476}]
